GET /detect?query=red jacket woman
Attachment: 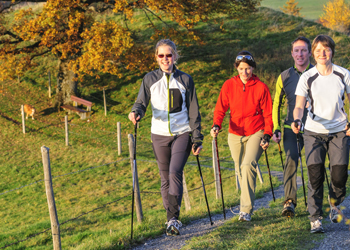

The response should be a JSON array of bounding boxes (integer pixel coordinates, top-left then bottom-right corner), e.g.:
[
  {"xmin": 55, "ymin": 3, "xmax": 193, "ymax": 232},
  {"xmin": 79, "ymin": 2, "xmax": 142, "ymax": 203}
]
[
  {"xmin": 213, "ymin": 74, "xmax": 273, "ymax": 137},
  {"xmin": 211, "ymin": 50, "xmax": 273, "ymax": 222}
]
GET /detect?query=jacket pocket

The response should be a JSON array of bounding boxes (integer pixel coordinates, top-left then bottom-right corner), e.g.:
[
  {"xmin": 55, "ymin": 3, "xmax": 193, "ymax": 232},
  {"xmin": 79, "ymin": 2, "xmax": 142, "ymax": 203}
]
[{"xmin": 169, "ymin": 88, "xmax": 183, "ymax": 113}]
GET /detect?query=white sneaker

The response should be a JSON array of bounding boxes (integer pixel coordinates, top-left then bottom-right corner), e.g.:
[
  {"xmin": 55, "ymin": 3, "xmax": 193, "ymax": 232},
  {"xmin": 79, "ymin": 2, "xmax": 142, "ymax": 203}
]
[
  {"xmin": 238, "ymin": 211, "xmax": 251, "ymax": 222},
  {"xmin": 310, "ymin": 219, "xmax": 324, "ymax": 233},
  {"xmin": 329, "ymin": 206, "xmax": 340, "ymax": 223},
  {"xmin": 166, "ymin": 218, "xmax": 182, "ymax": 236}
]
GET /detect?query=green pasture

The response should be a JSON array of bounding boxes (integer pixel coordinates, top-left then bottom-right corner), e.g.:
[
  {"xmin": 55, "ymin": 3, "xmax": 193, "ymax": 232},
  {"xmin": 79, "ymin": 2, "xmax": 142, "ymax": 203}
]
[
  {"xmin": 1, "ymin": 6, "xmax": 350, "ymax": 250},
  {"xmin": 261, "ymin": 0, "xmax": 350, "ymax": 20}
]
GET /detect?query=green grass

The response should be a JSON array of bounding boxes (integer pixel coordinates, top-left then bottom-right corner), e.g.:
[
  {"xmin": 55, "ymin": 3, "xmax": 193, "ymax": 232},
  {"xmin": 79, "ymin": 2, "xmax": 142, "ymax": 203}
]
[
  {"xmin": 1, "ymin": 6, "xmax": 350, "ymax": 250},
  {"xmin": 261, "ymin": 0, "xmax": 350, "ymax": 20}
]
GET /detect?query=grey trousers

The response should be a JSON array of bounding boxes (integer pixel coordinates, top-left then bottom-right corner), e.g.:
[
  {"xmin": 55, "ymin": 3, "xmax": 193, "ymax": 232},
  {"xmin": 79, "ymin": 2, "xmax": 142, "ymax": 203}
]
[
  {"xmin": 151, "ymin": 132, "xmax": 192, "ymax": 221},
  {"xmin": 228, "ymin": 130, "xmax": 264, "ymax": 214},
  {"xmin": 304, "ymin": 130, "xmax": 349, "ymax": 222},
  {"xmin": 283, "ymin": 128, "xmax": 304, "ymax": 206}
]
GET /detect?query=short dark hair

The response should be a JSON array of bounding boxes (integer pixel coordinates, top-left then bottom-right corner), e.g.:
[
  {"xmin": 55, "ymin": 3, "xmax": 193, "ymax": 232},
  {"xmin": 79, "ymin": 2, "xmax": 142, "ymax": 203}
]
[
  {"xmin": 234, "ymin": 50, "xmax": 256, "ymax": 68},
  {"xmin": 291, "ymin": 36, "xmax": 311, "ymax": 52},
  {"xmin": 311, "ymin": 34, "xmax": 335, "ymax": 58}
]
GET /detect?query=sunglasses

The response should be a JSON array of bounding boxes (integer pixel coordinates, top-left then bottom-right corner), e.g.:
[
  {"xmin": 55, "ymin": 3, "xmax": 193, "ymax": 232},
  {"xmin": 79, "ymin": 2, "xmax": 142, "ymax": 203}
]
[
  {"xmin": 158, "ymin": 54, "xmax": 173, "ymax": 58},
  {"xmin": 236, "ymin": 55, "xmax": 254, "ymax": 62}
]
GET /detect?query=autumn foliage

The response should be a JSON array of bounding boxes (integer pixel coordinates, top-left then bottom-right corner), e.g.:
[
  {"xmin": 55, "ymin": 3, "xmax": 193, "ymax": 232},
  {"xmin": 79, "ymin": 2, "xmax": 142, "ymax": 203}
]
[
  {"xmin": 280, "ymin": 0, "xmax": 302, "ymax": 17},
  {"xmin": 0, "ymin": 0, "xmax": 261, "ymax": 79},
  {"xmin": 0, "ymin": 0, "xmax": 260, "ymax": 105},
  {"xmin": 319, "ymin": 0, "xmax": 350, "ymax": 33}
]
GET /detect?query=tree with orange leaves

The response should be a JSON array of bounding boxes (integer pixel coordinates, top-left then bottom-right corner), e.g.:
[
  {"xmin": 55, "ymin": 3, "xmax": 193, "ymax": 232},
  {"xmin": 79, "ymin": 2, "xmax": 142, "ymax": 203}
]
[
  {"xmin": 0, "ymin": 0, "xmax": 260, "ymax": 106},
  {"xmin": 319, "ymin": 0, "xmax": 350, "ymax": 33}
]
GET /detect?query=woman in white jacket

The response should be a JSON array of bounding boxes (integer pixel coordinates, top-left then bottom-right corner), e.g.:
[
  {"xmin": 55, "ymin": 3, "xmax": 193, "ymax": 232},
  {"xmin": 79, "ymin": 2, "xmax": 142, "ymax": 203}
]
[{"xmin": 128, "ymin": 39, "xmax": 203, "ymax": 236}]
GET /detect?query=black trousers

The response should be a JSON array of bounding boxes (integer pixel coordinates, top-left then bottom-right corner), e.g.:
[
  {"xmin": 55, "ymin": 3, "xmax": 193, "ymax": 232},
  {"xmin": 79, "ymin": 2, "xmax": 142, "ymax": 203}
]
[
  {"xmin": 151, "ymin": 132, "xmax": 192, "ymax": 221},
  {"xmin": 304, "ymin": 130, "xmax": 349, "ymax": 222}
]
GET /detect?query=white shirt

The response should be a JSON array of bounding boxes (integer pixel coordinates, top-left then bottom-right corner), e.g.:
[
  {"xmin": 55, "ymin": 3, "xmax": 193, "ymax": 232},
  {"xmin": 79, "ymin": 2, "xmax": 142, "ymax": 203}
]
[{"xmin": 295, "ymin": 64, "xmax": 350, "ymax": 133}]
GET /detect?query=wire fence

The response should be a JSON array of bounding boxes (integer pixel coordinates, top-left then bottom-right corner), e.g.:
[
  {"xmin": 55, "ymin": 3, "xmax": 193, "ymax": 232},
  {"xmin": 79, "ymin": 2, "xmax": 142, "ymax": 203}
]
[
  {"xmin": 1, "ymin": 146, "xmax": 237, "ymax": 249},
  {"xmin": 0, "ymin": 87, "xmax": 274, "ymax": 249}
]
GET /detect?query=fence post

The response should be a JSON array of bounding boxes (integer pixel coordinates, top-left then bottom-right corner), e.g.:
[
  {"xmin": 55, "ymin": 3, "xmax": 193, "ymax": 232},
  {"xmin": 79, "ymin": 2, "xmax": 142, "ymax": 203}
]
[
  {"xmin": 41, "ymin": 146, "xmax": 62, "ymax": 250},
  {"xmin": 182, "ymin": 172, "xmax": 191, "ymax": 211},
  {"xmin": 21, "ymin": 105, "xmax": 25, "ymax": 134},
  {"xmin": 103, "ymin": 88, "xmax": 107, "ymax": 116},
  {"xmin": 48, "ymin": 70, "xmax": 52, "ymax": 98},
  {"xmin": 212, "ymin": 139, "xmax": 221, "ymax": 199},
  {"xmin": 128, "ymin": 134, "xmax": 143, "ymax": 222},
  {"xmin": 117, "ymin": 122, "xmax": 121, "ymax": 155},
  {"xmin": 65, "ymin": 115, "xmax": 69, "ymax": 146}
]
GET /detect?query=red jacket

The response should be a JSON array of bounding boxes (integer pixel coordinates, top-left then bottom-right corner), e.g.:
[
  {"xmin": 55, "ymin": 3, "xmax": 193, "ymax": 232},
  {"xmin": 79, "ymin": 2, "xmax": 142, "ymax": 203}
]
[{"xmin": 213, "ymin": 75, "xmax": 273, "ymax": 137}]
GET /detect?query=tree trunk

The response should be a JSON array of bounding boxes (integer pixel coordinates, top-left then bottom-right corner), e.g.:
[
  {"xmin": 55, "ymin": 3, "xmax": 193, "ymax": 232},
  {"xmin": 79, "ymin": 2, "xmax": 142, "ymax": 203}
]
[{"xmin": 54, "ymin": 59, "xmax": 77, "ymax": 108}]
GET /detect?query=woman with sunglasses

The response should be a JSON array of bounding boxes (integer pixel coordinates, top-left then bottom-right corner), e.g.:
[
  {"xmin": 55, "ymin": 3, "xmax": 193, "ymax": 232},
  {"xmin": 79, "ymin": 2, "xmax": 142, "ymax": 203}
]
[
  {"xmin": 211, "ymin": 50, "xmax": 273, "ymax": 222},
  {"xmin": 128, "ymin": 39, "xmax": 203, "ymax": 236}
]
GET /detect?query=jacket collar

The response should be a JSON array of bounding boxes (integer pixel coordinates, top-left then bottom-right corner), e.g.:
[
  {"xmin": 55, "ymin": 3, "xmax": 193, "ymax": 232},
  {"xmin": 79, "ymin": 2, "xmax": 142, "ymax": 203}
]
[{"xmin": 234, "ymin": 74, "xmax": 260, "ymax": 86}]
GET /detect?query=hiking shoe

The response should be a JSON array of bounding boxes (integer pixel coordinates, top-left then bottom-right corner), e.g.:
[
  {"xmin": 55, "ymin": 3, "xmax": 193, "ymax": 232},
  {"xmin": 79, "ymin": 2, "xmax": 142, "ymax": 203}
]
[
  {"xmin": 329, "ymin": 206, "xmax": 340, "ymax": 223},
  {"xmin": 238, "ymin": 212, "xmax": 251, "ymax": 222},
  {"xmin": 310, "ymin": 219, "xmax": 324, "ymax": 233},
  {"xmin": 281, "ymin": 199, "xmax": 295, "ymax": 218},
  {"xmin": 166, "ymin": 218, "xmax": 182, "ymax": 236}
]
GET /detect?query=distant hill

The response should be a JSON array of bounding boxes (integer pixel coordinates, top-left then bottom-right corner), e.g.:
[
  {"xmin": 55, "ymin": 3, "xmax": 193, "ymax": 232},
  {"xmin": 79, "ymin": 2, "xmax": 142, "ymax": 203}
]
[{"xmin": 261, "ymin": 0, "xmax": 350, "ymax": 20}]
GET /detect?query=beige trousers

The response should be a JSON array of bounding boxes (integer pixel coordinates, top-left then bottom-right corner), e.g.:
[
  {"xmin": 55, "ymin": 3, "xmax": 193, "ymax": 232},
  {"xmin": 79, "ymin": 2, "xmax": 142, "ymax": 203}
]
[{"xmin": 228, "ymin": 130, "xmax": 264, "ymax": 214}]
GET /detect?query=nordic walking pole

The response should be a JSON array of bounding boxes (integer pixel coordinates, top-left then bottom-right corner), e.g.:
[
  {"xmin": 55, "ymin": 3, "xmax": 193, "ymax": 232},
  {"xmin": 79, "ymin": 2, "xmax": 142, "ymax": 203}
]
[
  {"xmin": 214, "ymin": 136, "xmax": 226, "ymax": 220},
  {"xmin": 294, "ymin": 121, "xmax": 307, "ymax": 207},
  {"xmin": 264, "ymin": 148, "xmax": 275, "ymax": 202},
  {"xmin": 131, "ymin": 122, "xmax": 138, "ymax": 240},
  {"xmin": 277, "ymin": 142, "xmax": 284, "ymax": 169},
  {"xmin": 196, "ymin": 154, "xmax": 214, "ymax": 225}
]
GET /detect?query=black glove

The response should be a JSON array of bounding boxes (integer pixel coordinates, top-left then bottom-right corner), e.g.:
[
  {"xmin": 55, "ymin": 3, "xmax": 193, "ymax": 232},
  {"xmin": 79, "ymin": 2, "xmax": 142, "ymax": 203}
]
[
  {"xmin": 212, "ymin": 124, "xmax": 220, "ymax": 132},
  {"xmin": 132, "ymin": 110, "xmax": 140, "ymax": 121},
  {"xmin": 193, "ymin": 141, "xmax": 202, "ymax": 151},
  {"xmin": 262, "ymin": 134, "xmax": 271, "ymax": 144},
  {"xmin": 293, "ymin": 119, "xmax": 304, "ymax": 132},
  {"xmin": 293, "ymin": 119, "xmax": 301, "ymax": 127},
  {"xmin": 273, "ymin": 129, "xmax": 281, "ymax": 138},
  {"xmin": 346, "ymin": 122, "xmax": 350, "ymax": 130}
]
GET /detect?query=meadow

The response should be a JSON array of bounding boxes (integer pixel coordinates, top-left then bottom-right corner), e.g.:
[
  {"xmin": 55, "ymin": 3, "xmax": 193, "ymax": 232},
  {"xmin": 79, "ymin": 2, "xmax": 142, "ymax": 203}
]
[
  {"xmin": 261, "ymin": 0, "xmax": 350, "ymax": 20},
  {"xmin": 1, "ymin": 6, "xmax": 350, "ymax": 250}
]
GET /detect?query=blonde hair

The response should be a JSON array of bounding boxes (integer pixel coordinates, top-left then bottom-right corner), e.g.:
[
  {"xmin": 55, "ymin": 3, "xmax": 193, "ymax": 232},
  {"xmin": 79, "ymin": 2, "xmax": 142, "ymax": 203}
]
[{"xmin": 155, "ymin": 39, "xmax": 180, "ymax": 63}]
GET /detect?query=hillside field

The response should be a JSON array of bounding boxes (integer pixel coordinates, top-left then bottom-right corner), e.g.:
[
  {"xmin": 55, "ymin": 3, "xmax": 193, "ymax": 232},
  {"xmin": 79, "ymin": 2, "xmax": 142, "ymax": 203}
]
[
  {"xmin": 1, "ymin": 6, "xmax": 350, "ymax": 250},
  {"xmin": 261, "ymin": 0, "xmax": 350, "ymax": 20}
]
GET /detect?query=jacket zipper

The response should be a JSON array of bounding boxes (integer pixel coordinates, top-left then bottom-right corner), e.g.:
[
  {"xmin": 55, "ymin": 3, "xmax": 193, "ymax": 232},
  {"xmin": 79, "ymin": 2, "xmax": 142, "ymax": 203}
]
[{"xmin": 167, "ymin": 74, "xmax": 173, "ymax": 136}]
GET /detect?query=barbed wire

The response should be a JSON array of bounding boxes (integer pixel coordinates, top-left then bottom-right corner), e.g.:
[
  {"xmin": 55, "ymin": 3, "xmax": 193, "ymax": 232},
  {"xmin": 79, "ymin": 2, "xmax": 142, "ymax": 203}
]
[
  {"xmin": 60, "ymin": 193, "xmax": 131, "ymax": 226},
  {"xmin": 139, "ymin": 174, "xmax": 235, "ymax": 195},
  {"xmin": 0, "ymin": 193, "xmax": 132, "ymax": 249},
  {"xmin": 69, "ymin": 131, "xmax": 119, "ymax": 144},
  {"xmin": 0, "ymin": 227, "xmax": 51, "ymax": 249},
  {"xmin": 0, "ymin": 158, "xmax": 129, "ymax": 196},
  {"xmin": 69, "ymin": 122, "xmax": 122, "ymax": 136}
]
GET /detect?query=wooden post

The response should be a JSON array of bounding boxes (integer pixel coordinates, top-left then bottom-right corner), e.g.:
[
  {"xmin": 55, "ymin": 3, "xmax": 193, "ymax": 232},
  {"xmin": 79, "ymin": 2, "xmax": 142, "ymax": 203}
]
[
  {"xmin": 48, "ymin": 70, "xmax": 52, "ymax": 98},
  {"xmin": 103, "ymin": 88, "xmax": 107, "ymax": 116},
  {"xmin": 182, "ymin": 172, "xmax": 191, "ymax": 211},
  {"xmin": 21, "ymin": 105, "xmax": 25, "ymax": 134},
  {"xmin": 212, "ymin": 139, "xmax": 221, "ymax": 199},
  {"xmin": 41, "ymin": 146, "xmax": 62, "ymax": 250},
  {"xmin": 128, "ymin": 134, "xmax": 143, "ymax": 222},
  {"xmin": 117, "ymin": 122, "xmax": 122, "ymax": 156},
  {"xmin": 65, "ymin": 115, "xmax": 69, "ymax": 146}
]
